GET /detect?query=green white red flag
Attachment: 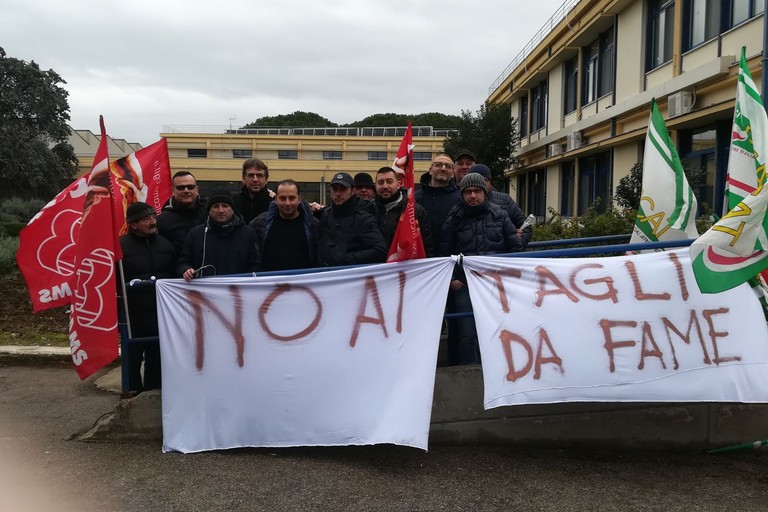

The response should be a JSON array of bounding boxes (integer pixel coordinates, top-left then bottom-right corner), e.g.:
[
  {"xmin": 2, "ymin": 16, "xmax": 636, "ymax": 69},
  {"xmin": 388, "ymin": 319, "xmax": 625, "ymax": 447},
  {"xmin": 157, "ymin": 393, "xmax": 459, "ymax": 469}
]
[
  {"xmin": 630, "ymin": 99, "xmax": 698, "ymax": 247},
  {"xmin": 387, "ymin": 122, "xmax": 426, "ymax": 262},
  {"xmin": 690, "ymin": 48, "xmax": 768, "ymax": 293}
]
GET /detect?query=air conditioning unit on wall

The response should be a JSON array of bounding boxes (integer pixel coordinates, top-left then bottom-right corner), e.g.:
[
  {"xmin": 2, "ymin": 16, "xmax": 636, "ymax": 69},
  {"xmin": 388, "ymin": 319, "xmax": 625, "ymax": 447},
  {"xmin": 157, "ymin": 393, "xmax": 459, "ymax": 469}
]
[
  {"xmin": 668, "ymin": 91, "xmax": 693, "ymax": 118},
  {"xmin": 547, "ymin": 143, "xmax": 563, "ymax": 158},
  {"xmin": 566, "ymin": 131, "xmax": 583, "ymax": 151}
]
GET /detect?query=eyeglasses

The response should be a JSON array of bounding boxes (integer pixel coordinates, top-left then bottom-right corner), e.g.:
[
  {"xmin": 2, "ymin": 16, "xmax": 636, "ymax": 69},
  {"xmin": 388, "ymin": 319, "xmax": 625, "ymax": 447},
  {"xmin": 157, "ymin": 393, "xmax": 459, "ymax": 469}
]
[
  {"xmin": 174, "ymin": 184, "xmax": 197, "ymax": 191},
  {"xmin": 432, "ymin": 162, "xmax": 454, "ymax": 169}
]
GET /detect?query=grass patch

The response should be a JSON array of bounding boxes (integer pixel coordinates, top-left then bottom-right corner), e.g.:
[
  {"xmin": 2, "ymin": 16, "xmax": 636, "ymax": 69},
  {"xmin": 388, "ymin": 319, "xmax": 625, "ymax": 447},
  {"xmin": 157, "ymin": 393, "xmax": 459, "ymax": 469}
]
[{"xmin": 0, "ymin": 331, "xmax": 69, "ymax": 347}]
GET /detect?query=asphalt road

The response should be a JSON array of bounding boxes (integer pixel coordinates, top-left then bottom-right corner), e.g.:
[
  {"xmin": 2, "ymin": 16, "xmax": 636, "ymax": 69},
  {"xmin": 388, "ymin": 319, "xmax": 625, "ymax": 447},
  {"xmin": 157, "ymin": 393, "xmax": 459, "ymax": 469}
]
[{"xmin": 2, "ymin": 363, "xmax": 768, "ymax": 512}]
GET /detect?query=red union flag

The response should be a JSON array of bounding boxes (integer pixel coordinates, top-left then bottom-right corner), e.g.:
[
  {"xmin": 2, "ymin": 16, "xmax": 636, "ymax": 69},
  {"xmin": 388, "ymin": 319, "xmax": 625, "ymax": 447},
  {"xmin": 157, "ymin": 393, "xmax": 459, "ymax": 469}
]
[
  {"xmin": 16, "ymin": 139, "xmax": 172, "ymax": 312},
  {"xmin": 387, "ymin": 122, "xmax": 426, "ymax": 262},
  {"xmin": 68, "ymin": 116, "xmax": 120, "ymax": 380}
]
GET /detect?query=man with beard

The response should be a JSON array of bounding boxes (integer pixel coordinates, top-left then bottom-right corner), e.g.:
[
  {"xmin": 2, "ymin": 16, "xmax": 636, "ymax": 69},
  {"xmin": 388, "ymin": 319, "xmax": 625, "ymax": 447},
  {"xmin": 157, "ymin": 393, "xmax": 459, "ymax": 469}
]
[
  {"xmin": 440, "ymin": 173, "xmax": 523, "ymax": 365},
  {"xmin": 232, "ymin": 158, "xmax": 273, "ymax": 223},
  {"xmin": 373, "ymin": 166, "xmax": 434, "ymax": 257},
  {"xmin": 415, "ymin": 154, "xmax": 461, "ymax": 245},
  {"xmin": 119, "ymin": 202, "xmax": 176, "ymax": 392},
  {"xmin": 177, "ymin": 189, "xmax": 260, "ymax": 280},
  {"xmin": 317, "ymin": 172, "xmax": 387, "ymax": 267},
  {"xmin": 250, "ymin": 179, "xmax": 320, "ymax": 271},
  {"xmin": 156, "ymin": 171, "xmax": 207, "ymax": 255}
]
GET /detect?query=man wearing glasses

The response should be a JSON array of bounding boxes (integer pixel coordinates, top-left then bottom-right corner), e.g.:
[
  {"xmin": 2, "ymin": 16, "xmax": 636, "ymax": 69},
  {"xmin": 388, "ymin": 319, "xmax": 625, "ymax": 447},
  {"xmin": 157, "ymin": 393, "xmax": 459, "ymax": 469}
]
[
  {"xmin": 232, "ymin": 158, "xmax": 273, "ymax": 223},
  {"xmin": 156, "ymin": 171, "xmax": 208, "ymax": 255},
  {"xmin": 415, "ymin": 154, "xmax": 462, "ymax": 243}
]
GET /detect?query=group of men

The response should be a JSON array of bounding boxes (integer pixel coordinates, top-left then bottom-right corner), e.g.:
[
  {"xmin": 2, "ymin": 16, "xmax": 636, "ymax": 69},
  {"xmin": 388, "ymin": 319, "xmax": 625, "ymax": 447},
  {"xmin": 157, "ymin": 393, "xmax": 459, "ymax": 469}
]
[{"xmin": 119, "ymin": 153, "xmax": 532, "ymax": 391}]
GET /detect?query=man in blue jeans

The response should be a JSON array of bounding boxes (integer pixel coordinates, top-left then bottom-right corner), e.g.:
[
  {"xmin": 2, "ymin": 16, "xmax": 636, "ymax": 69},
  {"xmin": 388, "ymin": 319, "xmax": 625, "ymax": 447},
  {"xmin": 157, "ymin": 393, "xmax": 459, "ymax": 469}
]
[{"xmin": 440, "ymin": 173, "xmax": 523, "ymax": 364}]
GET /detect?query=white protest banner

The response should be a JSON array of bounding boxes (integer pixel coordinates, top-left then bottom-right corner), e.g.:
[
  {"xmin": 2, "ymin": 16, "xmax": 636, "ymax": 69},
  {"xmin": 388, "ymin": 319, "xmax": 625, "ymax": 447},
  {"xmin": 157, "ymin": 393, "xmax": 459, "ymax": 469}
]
[
  {"xmin": 156, "ymin": 257, "xmax": 454, "ymax": 453},
  {"xmin": 462, "ymin": 250, "xmax": 768, "ymax": 408}
]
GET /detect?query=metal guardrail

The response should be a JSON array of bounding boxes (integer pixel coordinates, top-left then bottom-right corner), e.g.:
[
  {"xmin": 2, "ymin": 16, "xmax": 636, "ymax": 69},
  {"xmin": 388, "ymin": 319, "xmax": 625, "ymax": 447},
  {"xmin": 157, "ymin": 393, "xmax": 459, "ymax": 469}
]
[{"xmin": 487, "ymin": 0, "xmax": 580, "ymax": 95}]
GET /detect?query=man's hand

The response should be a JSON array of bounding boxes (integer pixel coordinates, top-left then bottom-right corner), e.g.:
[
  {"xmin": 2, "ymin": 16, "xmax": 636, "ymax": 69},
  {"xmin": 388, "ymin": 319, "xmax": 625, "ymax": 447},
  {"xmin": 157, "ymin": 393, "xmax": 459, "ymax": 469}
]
[
  {"xmin": 183, "ymin": 268, "xmax": 196, "ymax": 282},
  {"xmin": 450, "ymin": 279, "xmax": 464, "ymax": 291}
]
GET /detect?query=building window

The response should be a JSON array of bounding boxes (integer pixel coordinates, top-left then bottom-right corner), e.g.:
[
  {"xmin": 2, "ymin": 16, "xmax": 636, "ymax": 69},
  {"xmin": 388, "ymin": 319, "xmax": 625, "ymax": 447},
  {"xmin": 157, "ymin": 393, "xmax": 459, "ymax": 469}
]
[
  {"xmin": 278, "ymin": 150, "xmax": 298, "ymax": 159},
  {"xmin": 578, "ymin": 152, "xmax": 611, "ymax": 214},
  {"xmin": 679, "ymin": 123, "xmax": 730, "ymax": 215},
  {"xmin": 564, "ymin": 58, "xmax": 578, "ymax": 115},
  {"xmin": 527, "ymin": 169, "xmax": 547, "ymax": 217},
  {"xmin": 560, "ymin": 162, "xmax": 575, "ymax": 216},
  {"xmin": 687, "ymin": 0, "xmax": 720, "ymax": 48},
  {"xmin": 323, "ymin": 151, "xmax": 342, "ymax": 160},
  {"xmin": 519, "ymin": 95, "xmax": 529, "ymax": 137},
  {"xmin": 517, "ymin": 173, "xmax": 528, "ymax": 213},
  {"xmin": 232, "ymin": 149, "xmax": 252, "ymax": 159},
  {"xmin": 531, "ymin": 80, "xmax": 548, "ymax": 132},
  {"xmin": 648, "ymin": 0, "xmax": 674, "ymax": 70},
  {"xmin": 413, "ymin": 152, "xmax": 432, "ymax": 161},
  {"xmin": 368, "ymin": 151, "xmax": 387, "ymax": 160},
  {"xmin": 187, "ymin": 149, "xmax": 207, "ymax": 158},
  {"xmin": 583, "ymin": 27, "xmax": 614, "ymax": 105},
  {"xmin": 730, "ymin": 0, "xmax": 764, "ymax": 27}
]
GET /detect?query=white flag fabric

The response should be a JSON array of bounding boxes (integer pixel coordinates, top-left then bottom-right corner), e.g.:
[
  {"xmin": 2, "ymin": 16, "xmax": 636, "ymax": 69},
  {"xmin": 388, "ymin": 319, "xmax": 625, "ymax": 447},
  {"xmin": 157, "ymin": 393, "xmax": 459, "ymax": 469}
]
[
  {"xmin": 157, "ymin": 258, "xmax": 454, "ymax": 453},
  {"xmin": 630, "ymin": 99, "xmax": 698, "ymax": 246},
  {"xmin": 462, "ymin": 250, "xmax": 768, "ymax": 408}
]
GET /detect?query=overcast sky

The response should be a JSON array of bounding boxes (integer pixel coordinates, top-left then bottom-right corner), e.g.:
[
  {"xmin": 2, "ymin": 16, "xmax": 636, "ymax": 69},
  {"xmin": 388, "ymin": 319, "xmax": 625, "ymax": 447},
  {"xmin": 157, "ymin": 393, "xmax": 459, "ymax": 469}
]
[{"xmin": 3, "ymin": 0, "xmax": 564, "ymax": 145}]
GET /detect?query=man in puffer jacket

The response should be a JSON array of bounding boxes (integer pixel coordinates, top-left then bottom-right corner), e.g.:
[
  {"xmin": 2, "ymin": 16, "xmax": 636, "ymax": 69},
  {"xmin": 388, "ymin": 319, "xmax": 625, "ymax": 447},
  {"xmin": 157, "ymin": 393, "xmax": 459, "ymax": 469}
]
[
  {"xmin": 440, "ymin": 173, "xmax": 523, "ymax": 365},
  {"xmin": 250, "ymin": 179, "xmax": 320, "ymax": 271},
  {"xmin": 317, "ymin": 172, "xmax": 387, "ymax": 267},
  {"xmin": 177, "ymin": 189, "xmax": 260, "ymax": 280}
]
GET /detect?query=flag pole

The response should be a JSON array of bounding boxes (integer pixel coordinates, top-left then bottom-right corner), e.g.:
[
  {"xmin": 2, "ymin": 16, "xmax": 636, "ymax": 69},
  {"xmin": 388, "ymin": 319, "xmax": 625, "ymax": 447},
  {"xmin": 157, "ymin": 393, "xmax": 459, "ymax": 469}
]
[
  {"xmin": 118, "ymin": 260, "xmax": 133, "ymax": 339},
  {"xmin": 763, "ymin": 0, "xmax": 768, "ymax": 113}
]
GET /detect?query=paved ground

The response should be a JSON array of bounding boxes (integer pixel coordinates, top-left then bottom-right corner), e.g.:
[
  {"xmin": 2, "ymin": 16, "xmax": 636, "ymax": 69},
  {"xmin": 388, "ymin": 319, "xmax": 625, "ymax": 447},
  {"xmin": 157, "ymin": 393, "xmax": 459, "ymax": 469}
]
[{"xmin": 3, "ymin": 363, "xmax": 768, "ymax": 511}]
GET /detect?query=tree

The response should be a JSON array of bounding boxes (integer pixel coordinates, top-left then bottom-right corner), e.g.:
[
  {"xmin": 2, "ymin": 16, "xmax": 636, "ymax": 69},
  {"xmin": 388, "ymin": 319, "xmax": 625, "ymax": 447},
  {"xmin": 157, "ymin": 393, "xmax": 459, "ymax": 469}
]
[
  {"xmin": 0, "ymin": 47, "xmax": 77, "ymax": 198},
  {"xmin": 348, "ymin": 112, "xmax": 462, "ymax": 128},
  {"xmin": 242, "ymin": 111, "xmax": 337, "ymax": 128},
  {"xmin": 615, "ymin": 161, "xmax": 707, "ymax": 211},
  {"xmin": 442, "ymin": 103, "xmax": 517, "ymax": 189}
]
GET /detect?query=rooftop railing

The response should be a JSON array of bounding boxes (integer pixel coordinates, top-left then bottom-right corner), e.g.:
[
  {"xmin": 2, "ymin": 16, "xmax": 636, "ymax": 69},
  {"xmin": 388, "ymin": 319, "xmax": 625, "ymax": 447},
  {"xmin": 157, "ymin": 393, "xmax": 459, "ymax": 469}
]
[
  {"xmin": 488, "ymin": 0, "xmax": 580, "ymax": 96},
  {"xmin": 162, "ymin": 125, "xmax": 459, "ymax": 137}
]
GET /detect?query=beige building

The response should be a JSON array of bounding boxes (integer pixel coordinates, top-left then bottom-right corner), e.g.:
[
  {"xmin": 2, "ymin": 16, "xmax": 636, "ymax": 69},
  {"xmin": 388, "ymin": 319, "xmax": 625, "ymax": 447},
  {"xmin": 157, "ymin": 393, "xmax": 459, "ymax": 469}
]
[
  {"xmin": 487, "ymin": 0, "xmax": 765, "ymax": 219},
  {"xmin": 68, "ymin": 129, "xmax": 143, "ymax": 176},
  {"xmin": 160, "ymin": 126, "xmax": 451, "ymax": 203}
]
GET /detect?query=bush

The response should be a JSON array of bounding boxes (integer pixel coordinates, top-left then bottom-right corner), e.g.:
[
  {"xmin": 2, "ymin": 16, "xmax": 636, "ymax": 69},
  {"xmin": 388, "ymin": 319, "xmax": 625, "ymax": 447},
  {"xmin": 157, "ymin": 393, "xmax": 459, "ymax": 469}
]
[
  {"xmin": 0, "ymin": 222, "xmax": 24, "ymax": 237},
  {"xmin": 532, "ymin": 201, "xmax": 634, "ymax": 242},
  {"xmin": 0, "ymin": 235, "xmax": 19, "ymax": 275},
  {"xmin": 0, "ymin": 197, "xmax": 46, "ymax": 223}
]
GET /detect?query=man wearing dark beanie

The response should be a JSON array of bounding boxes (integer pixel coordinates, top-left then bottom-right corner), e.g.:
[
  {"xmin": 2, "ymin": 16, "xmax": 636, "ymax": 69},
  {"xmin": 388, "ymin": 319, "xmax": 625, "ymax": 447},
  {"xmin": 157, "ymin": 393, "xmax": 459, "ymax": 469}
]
[
  {"xmin": 176, "ymin": 189, "xmax": 260, "ymax": 280},
  {"xmin": 440, "ymin": 173, "xmax": 523, "ymax": 365},
  {"xmin": 119, "ymin": 201, "xmax": 176, "ymax": 392}
]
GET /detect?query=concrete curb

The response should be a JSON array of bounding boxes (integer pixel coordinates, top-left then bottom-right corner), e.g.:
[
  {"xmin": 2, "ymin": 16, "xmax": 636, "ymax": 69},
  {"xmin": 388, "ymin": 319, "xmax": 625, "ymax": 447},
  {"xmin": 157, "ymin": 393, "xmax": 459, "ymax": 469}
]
[{"xmin": 0, "ymin": 345, "xmax": 74, "ymax": 365}]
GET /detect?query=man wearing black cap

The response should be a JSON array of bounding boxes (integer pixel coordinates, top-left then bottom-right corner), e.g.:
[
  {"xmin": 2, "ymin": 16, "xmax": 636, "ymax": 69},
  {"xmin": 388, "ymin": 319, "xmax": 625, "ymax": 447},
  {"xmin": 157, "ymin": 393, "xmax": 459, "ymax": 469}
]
[
  {"xmin": 176, "ymin": 189, "xmax": 260, "ymax": 280},
  {"xmin": 353, "ymin": 172, "xmax": 376, "ymax": 200},
  {"xmin": 317, "ymin": 172, "xmax": 387, "ymax": 266},
  {"xmin": 440, "ymin": 173, "xmax": 523, "ymax": 365},
  {"xmin": 454, "ymin": 149, "xmax": 476, "ymax": 183},
  {"xmin": 119, "ymin": 202, "xmax": 176, "ymax": 392},
  {"xmin": 470, "ymin": 163, "xmax": 533, "ymax": 248}
]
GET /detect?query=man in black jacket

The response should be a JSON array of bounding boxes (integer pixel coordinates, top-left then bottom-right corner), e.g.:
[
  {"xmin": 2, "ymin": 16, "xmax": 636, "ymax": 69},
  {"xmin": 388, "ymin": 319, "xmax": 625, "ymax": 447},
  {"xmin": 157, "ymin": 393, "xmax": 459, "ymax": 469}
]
[
  {"xmin": 373, "ymin": 166, "xmax": 434, "ymax": 257},
  {"xmin": 470, "ymin": 164, "xmax": 533, "ymax": 248},
  {"xmin": 440, "ymin": 173, "xmax": 523, "ymax": 365},
  {"xmin": 415, "ymin": 154, "xmax": 461, "ymax": 246},
  {"xmin": 317, "ymin": 172, "xmax": 387, "ymax": 267},
  {"xmin": 156, "ymin": 171, "xmax": 207, "ymax": 255},
  {"xmin": 177, "ymin": 189, "xmax": 260, "ymax": 280},
  {"xmin": 250, "ymin": 180, "xmax": 320, "ymax": 271},
  {"xmin": 119, "ymin": 202, "xmax": 176, "ymax": 392},
  {"xmin": 232, "ymin": 158, "xmax": 273, "ymax": 223}
]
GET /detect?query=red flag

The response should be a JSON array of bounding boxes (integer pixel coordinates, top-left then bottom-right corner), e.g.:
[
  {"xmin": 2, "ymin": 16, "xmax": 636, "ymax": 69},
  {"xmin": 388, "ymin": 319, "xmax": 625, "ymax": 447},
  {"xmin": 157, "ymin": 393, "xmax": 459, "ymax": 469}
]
[
  {"xmin": 16, "ymin": 139, "xmax": 172, "ymax": 312},
  {"xmin": 387, "ymin": 122, "xmax": 426, "ymax": 262},
  {"xmin": 68, "ymin": 116, "xmax": 120, "ymax": 380}
]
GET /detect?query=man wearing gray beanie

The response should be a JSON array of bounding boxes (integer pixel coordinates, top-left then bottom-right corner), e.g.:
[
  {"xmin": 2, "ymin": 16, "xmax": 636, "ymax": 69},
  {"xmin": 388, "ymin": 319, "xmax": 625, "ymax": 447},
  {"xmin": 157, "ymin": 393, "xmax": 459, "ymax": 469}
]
[{"xmin": 439, "ymin": 173, "xmax": 523, "ymax": 365}]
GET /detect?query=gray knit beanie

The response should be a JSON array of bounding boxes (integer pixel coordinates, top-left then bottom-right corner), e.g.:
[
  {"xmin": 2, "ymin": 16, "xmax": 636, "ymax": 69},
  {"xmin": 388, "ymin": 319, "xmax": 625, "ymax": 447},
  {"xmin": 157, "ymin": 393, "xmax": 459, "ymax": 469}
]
[{"xmin": 459, "ymin": 172, "xmax": 487, "ymax": 192}]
